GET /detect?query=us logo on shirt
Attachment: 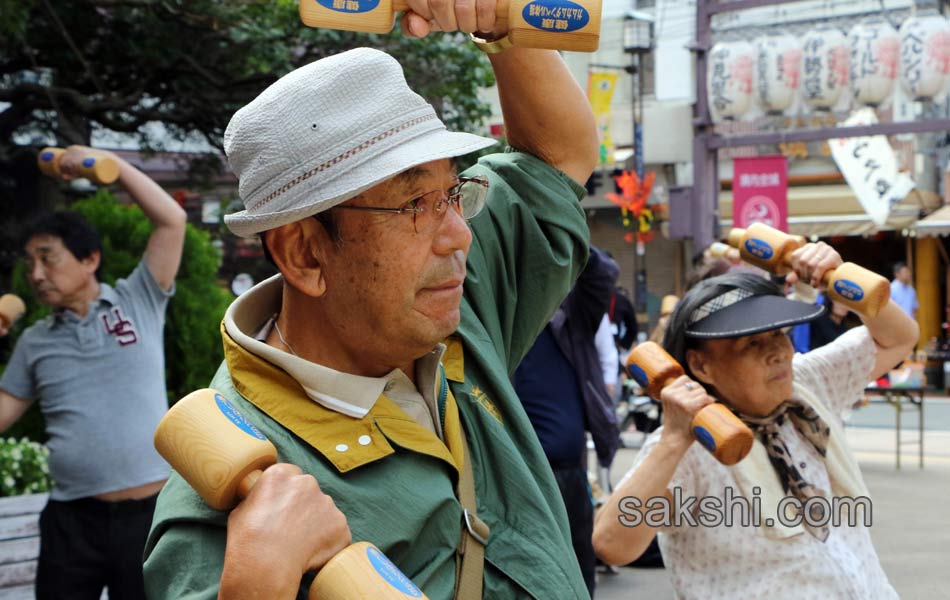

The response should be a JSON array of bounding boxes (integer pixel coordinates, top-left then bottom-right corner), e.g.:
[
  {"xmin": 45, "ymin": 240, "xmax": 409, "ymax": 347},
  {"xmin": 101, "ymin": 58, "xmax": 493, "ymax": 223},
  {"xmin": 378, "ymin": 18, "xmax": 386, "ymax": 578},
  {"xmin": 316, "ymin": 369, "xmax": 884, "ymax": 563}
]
[{"xmin": 101, "ymin": 307, "xmax": 138, "ymax": 346}]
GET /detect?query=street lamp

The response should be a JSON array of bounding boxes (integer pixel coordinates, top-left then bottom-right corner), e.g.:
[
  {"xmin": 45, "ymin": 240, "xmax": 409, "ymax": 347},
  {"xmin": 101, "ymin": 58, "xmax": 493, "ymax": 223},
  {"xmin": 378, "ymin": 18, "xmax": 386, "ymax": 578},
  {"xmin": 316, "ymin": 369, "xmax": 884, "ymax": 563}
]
[
  {"xmin": 623, "ymin": 10, "xmax": 654, "ymax": 179},
  {"xmin": 623, "ymin": 10, "xmax": 654, "ymax": 314},
  {"xmin": 623, "ymin": 11, "xmax": 654, "ymax": 54}
]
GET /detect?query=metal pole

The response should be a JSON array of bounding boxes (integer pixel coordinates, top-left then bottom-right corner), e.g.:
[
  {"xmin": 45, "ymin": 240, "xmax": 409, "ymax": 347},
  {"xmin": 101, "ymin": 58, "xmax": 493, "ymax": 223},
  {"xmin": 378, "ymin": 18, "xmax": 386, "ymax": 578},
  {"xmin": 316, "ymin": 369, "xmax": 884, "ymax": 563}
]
[
  {"xmin": 635, "ymin": 53, "xmax": 647, "ymax": 313},
  {"xmin": 705, "ymin": 0, "xmax": 797, "ymax": 15},
  {"xmin": 630, "ymin": 52, "xmax": 640, "ymax": 312},
  {"xmin": 692, "ymin": 0, "xmax": 718, "ymax": 251},
  {"xmin": 707, "ymin": 119, "xmax": 950, "ymax": 149},
  {"xmin": 635, "ymin": 54, "xmax": 645, "ymax": 181}
]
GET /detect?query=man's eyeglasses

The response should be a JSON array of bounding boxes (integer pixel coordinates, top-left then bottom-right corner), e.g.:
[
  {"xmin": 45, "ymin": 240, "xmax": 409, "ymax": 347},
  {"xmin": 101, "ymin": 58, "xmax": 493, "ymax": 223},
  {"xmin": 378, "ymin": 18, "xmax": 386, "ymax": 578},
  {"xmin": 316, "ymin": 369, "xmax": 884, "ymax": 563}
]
[{"xmin": 332, "ymin": 176, "xmax": 490, "ymax": 234}]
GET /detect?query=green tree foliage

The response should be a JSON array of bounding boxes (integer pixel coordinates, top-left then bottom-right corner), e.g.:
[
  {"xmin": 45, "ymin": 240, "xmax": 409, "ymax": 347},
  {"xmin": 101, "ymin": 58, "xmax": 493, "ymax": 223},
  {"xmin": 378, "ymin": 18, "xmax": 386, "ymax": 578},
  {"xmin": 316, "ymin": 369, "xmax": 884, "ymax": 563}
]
[
  {"xmin": 0, "ymin": 1, "xmax": 495, "ymax": 152},
  {"xmin": 0, "ymin": 0, "xmax": 496, "ymax": 282},
  {"xmin": 3, "ymin": 190, "xmax": 231, "ymax": 442}
]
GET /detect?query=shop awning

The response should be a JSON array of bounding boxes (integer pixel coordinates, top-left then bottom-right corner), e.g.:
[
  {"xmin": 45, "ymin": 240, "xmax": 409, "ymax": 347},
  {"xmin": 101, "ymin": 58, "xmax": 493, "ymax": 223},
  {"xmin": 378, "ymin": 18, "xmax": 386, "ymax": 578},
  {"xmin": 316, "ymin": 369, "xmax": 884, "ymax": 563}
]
[
  {"xmin": 911, "ymin": 204, "xmax": 950, "ymax": 237},
  {"xmin": 718, "ymin": 184, "xmax": 931, "ymax": 238}
]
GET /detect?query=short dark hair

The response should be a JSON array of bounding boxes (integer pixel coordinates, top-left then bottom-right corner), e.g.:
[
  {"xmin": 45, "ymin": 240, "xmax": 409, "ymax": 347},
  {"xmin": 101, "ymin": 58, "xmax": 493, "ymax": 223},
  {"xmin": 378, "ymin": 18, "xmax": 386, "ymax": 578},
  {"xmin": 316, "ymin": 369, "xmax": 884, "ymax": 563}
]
[
  {"xmin": 663, "ymin": 272, "xmax": 781, "ymax": 378},
  {"xmin": 893, "ymin": 262, "xmax": 908, "ymax": 276},
  {"xmin": 23, "ymin": 211, "xmax": 103, "ymax": 280}
]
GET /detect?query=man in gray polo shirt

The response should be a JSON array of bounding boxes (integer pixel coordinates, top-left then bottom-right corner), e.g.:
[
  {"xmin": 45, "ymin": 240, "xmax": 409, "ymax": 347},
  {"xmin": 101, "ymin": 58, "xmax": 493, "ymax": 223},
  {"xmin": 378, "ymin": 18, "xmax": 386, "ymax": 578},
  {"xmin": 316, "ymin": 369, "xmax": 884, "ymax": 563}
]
[{"xmin": 0, "ymin": 145, "xmax": 186, "ymax": 599}]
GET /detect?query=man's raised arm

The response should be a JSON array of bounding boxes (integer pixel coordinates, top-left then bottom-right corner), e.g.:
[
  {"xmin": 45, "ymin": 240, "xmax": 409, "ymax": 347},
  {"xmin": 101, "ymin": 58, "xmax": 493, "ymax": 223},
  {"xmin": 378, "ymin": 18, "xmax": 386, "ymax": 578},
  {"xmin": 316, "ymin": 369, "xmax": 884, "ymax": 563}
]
[
  {"xmin": 113, "ymin": 155, "xmax": 187, "ymax": 290},
  {"xmin": 59, "ymin": 146, "xmax": 187, "ymax": 290},
  {"xmin": 490, "ymin": 49, "xmax": 598, "ymax": 186}
]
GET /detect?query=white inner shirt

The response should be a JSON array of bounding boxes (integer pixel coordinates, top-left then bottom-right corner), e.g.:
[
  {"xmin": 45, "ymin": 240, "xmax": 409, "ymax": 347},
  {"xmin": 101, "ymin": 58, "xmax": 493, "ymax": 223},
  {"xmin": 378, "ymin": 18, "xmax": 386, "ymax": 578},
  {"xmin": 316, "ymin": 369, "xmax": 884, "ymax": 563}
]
[{"xmin": 224, "ymin": 273, "xmax": 445, "ymax": 438}]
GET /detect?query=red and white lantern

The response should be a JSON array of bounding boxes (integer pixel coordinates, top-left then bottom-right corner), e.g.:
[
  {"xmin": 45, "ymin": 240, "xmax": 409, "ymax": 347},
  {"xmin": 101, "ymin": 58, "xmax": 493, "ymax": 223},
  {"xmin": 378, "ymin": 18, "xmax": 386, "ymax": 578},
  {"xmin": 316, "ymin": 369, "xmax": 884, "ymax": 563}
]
[
  {"xmin": 899, "ymin": 13, "xmax": 950, "ymax": 100},
  {"xmin": 707, "ymin": 40, "xmax": 755, "ymax": 119},
  {"xmin": 754, "ymin": 33, "xmax": 802, "ymax": 113},
  {"xmin": 849, "ymin": 19, "xmax": 900, "ymax": 106},
  {"xmin": 800, "ymin": 25, "xmax": 850, "ymax": 110}
]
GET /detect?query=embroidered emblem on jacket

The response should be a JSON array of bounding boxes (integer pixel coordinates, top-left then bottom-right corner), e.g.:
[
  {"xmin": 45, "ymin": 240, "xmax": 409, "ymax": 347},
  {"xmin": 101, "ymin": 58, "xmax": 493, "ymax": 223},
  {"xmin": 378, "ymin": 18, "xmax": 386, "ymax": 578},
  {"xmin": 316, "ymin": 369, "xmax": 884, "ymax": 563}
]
[{"xmin": 469, "ymin": 386, "xmax": 503, "ymax": 425}]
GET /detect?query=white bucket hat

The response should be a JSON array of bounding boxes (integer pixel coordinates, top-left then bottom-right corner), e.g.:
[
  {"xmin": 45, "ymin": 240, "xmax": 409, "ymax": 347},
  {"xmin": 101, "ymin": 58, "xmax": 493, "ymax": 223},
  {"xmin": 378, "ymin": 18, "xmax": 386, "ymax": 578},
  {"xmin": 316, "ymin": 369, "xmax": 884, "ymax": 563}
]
[{"xmin": 223, "ymin": 47, "xmax": 497, "ymax": 237}]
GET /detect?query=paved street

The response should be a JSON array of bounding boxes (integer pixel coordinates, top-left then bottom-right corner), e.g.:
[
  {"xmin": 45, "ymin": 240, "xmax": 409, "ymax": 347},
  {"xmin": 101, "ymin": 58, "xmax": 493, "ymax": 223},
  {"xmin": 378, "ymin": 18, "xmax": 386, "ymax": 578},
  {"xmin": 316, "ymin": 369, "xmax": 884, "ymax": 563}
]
[{"xmin": 594, "ymin": 398, "xmax": 950, "ymax": 600}]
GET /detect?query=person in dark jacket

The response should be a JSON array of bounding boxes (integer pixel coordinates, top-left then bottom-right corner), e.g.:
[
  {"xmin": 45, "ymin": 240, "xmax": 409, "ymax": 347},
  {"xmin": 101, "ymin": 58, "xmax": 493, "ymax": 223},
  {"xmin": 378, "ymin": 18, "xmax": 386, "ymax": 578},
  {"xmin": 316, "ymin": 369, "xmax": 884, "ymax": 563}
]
[
  {"xmin": 513, "ymin": 246, "xmax": 621, "ymax": 596},
  {"xmin": 609, "ymin": 286, "xmax": 639, "ymax": 351}
]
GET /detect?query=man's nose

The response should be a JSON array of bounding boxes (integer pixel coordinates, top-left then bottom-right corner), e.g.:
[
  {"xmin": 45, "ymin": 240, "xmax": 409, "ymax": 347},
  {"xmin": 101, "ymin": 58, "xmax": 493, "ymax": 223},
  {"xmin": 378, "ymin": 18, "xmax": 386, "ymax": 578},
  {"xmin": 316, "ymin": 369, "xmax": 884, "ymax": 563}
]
[
  {"xmin": 432, "ymin": 205, "xmax": 472, "ymax": 256},
  {"xmin": 29, "ymin": 262, "xmax": 45, "ymax": 283}
]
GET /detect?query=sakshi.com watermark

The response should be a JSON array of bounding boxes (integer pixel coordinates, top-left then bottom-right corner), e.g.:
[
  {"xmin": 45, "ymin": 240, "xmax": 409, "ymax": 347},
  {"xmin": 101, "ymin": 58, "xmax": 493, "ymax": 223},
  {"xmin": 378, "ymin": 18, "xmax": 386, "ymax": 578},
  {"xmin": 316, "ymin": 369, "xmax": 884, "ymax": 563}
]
[{"xmin": 616, "ymin": 487, "xmax": 873, "ymax": 529}]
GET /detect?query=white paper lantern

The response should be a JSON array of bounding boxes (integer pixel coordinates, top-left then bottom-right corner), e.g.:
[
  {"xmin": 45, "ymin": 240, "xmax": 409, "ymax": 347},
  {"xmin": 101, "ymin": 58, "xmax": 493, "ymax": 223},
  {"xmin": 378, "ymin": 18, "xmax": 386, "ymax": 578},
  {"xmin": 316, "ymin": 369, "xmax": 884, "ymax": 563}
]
[
  {"xmin": 754, "ymin": 33, "xmax": 803, "ymax": 113},
  {"xmin": 900, "ymin": 13, "xmax": 950, "ymax": 100},
  {"xmin": 849, "ymin": 19, "xmax": 900, "ymax": 106},
  {"xmin": 801, "ymin": 25, "xmax": 850, "ymax": 109},
  {"xmin": 707, "ymin": 40, "xmax": 755, "ymax": 119}
]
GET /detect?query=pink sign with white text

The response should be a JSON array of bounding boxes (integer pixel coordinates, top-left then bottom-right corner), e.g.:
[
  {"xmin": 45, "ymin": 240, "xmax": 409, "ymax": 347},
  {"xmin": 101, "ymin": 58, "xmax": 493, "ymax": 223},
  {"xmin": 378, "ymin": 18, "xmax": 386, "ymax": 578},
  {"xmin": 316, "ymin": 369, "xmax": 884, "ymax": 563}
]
[{"xmin": 733, "ymin": 156, "xmax": 788, "ymax": 232}]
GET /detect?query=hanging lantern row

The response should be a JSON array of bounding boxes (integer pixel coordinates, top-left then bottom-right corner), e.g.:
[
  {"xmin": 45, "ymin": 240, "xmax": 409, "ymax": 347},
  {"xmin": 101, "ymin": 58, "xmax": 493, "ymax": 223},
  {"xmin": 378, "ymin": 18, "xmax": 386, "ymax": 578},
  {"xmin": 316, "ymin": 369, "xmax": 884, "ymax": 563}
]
[{"xmin": 707, "ymin": 12, "xmax": 950, "ymax": 120}]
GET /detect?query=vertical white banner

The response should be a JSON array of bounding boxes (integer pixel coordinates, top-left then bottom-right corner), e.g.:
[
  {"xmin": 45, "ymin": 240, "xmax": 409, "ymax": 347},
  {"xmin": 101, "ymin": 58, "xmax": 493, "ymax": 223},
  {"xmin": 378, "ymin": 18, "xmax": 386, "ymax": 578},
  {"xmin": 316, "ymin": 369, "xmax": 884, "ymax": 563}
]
[{"xmin": 830, "ymin": 108, "xmax": 916, "ymax": 226}]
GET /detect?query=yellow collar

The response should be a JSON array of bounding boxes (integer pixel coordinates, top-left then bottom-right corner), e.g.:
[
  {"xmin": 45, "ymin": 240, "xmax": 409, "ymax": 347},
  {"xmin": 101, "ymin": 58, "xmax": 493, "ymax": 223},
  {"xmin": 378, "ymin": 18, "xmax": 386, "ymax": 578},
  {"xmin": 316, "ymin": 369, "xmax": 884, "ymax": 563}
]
[{"xmin": 222, "ymin": 324, "xmax": 466, "ymax": 474}]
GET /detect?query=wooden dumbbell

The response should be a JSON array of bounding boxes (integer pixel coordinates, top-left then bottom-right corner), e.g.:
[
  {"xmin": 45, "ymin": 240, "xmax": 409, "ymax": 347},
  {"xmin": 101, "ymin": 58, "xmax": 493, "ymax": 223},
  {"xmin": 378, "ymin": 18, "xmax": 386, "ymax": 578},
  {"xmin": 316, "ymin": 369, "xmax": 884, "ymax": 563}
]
[
  {"xmin": 154, "ymin": 389, "xmax": 428, "ymax": 600},
  {"xmin": 713, "ymin": 238, "xmax": 818, "ymax": 302},
  {"xmin": 707, "ymin": 241, "xmax": 741, "ymax": 263},
  {"xmin": 299, "ymin": 0, "xmax": 602, "ymax": 52},
  {"xmin": 37, "ymin": 147, "xmax": 120, "ymax": 185},
  {"xmin": 728, "ymin": 222, "xmax": 890, "ymax": 318},
  {"xmin": 0, "ymin": 294, "xmax": 26, "ymax": 330},
  {"xmin": 627, "ymin": 342, "xmax": 753, "ymax": 466}
]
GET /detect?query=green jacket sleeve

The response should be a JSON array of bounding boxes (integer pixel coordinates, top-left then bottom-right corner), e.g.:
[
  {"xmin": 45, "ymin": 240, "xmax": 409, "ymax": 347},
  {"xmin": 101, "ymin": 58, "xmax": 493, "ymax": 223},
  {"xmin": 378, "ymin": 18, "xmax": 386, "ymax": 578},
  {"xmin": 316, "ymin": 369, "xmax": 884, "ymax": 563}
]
[
  {"xmin": 143, "ymin": 475, "xmax": 230, "ymax": 599},
  {"xmin": 462, "ymin": 150, "xmax": 590, "ymax": 375}
]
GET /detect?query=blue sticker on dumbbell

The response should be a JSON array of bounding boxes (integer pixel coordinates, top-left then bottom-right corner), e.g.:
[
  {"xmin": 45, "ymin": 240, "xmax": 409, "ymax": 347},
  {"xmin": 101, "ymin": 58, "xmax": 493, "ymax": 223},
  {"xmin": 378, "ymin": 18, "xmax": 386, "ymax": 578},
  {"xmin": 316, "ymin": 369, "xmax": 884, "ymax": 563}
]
[
  {"xmin": 523, "ymin": 0, "xmax": 590, "ymax": 33},
  {"xmin": 833, "ymin": 279, "xmax": 864, "ymax": 301},
  {"xmin": 366, "ymin": 546, "xmax": 423, "ymax": 597},
  {"xmin": 693, "ymin": 426, "xmax": 716, "ymax": 452},
  {"xmin": 744, "ymin": 238, "xmax": 773, "ymax": 260},
  {"xmin": 81, "ymin": 157, "xmax": 96, "ymax": 168},
  {"xmin": 628, "ymin": 364, "xmax": 649, "ymax": 389},
  {"xmin": 316, "ymin": 0, "xmax": 380, "ymax": 14},
  {"xmin": 214, "ymin": 394, "xmax": 267, "ymax": 440},
  {"xmin": 40, "ymin": 151, "xmax": 55, "ymax": 163}
]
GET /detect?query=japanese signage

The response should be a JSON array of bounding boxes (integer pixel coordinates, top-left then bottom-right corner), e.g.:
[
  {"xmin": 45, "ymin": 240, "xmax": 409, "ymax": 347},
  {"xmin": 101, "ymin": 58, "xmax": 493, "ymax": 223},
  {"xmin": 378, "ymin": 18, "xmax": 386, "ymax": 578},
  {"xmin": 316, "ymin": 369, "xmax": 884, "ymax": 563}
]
[
  {"xmin": 899, "ymin": 13, "xmax": 950, "ymax": 100},
  {"xmin": 755, "ymin": 33, "xmax": 802, "ymax": 113},
  {"xmin": 849, "ymin": 20, "xmax": 900, "ymax": 106},
  {"xmin": 801, "ymin": 26, "xmax": 850, "ymax": 109},
  {"xmin": 587, "ymin": 71, "xmax": 618, "ymax": 165},
  {"xmin": 522, "ymin": 0, "xmax": 590, "ymax": 32},
  {"xmin": 733, "ymin": 156, "xmax": 788, "ymax": 232},
  {"xmin": 318, "ymin": 0, "xmax": 379, "ymax": 13},
  {"xmin": 830, "ymin": 108, "xmax": 915, "ymax": 227},
  {"xmin": 708, "ymin": 41, "xmax": 755, "ymax": 119}
]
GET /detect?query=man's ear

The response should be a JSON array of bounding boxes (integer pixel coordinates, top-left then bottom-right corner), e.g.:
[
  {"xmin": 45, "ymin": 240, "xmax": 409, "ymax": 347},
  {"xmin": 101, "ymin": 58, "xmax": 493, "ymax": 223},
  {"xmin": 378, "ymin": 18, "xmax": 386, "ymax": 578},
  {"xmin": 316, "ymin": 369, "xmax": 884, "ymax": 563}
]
[
  {"xmin": 686, "ymin": 348, "xmax": 715, "ymax": 386},
  {"xmin": 80, "ymin": 250, "xmax": 101, "ymax": 277},
  {"xmin": 263, "ymin": 218, "xmax": 334, "ymax": 298}
]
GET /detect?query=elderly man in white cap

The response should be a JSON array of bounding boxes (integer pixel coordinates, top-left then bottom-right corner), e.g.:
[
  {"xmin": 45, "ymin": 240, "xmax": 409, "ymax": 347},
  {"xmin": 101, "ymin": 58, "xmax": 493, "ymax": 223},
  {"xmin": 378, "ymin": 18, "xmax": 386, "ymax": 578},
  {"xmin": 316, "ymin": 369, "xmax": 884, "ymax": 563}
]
[{"xmin": 143, "ymin": 10, "xmax": 598, "ymax": 600}]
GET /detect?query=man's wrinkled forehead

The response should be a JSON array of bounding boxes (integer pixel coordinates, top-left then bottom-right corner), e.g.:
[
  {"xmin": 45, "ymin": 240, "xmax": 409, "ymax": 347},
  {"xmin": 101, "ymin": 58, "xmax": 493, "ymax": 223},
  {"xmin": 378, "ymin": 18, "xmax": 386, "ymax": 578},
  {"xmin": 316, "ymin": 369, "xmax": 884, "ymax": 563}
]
[{"xmin": 391, "ymin": 159, "xmax": 457, "ymax": 191}]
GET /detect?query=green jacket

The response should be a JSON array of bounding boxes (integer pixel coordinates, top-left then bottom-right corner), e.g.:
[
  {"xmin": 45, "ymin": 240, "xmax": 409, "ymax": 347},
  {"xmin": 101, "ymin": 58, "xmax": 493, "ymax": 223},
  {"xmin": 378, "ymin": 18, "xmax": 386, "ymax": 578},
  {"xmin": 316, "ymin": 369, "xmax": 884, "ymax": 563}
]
[{"xmin": 144, "ymin": 151, "xmax": 592, "ymax": 599}]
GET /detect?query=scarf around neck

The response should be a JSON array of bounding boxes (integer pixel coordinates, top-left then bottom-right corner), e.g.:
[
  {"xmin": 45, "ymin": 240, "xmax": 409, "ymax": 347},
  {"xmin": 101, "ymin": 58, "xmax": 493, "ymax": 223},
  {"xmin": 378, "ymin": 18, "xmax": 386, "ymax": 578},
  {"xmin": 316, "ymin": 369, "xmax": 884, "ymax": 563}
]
[{"xmin": 738, "ymin": 400, "xmax": 832, "ymax": 542}]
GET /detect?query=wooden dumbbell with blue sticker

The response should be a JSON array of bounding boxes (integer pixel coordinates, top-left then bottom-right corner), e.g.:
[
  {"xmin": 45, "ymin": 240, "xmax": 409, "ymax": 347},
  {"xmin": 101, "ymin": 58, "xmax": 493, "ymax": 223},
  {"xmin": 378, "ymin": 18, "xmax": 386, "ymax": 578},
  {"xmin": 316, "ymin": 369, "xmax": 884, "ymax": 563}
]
[
  {"xmin": 298, "ymin": 0, "xmax": 602, "ymax": 52},
  {"xmin": 728, "ymin": 222, "xmax": 889, "ymax": 318},
  {"xmin": 37, "ymin": 147, "xmax": 120, "ymax": 185},
  {"xmin": 154, "ymin": 388, "xmax": 429, "ymax": 600},
  {"xmin": 626, "ymin": 342, "xmax": 754, "ymax": 466}
]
